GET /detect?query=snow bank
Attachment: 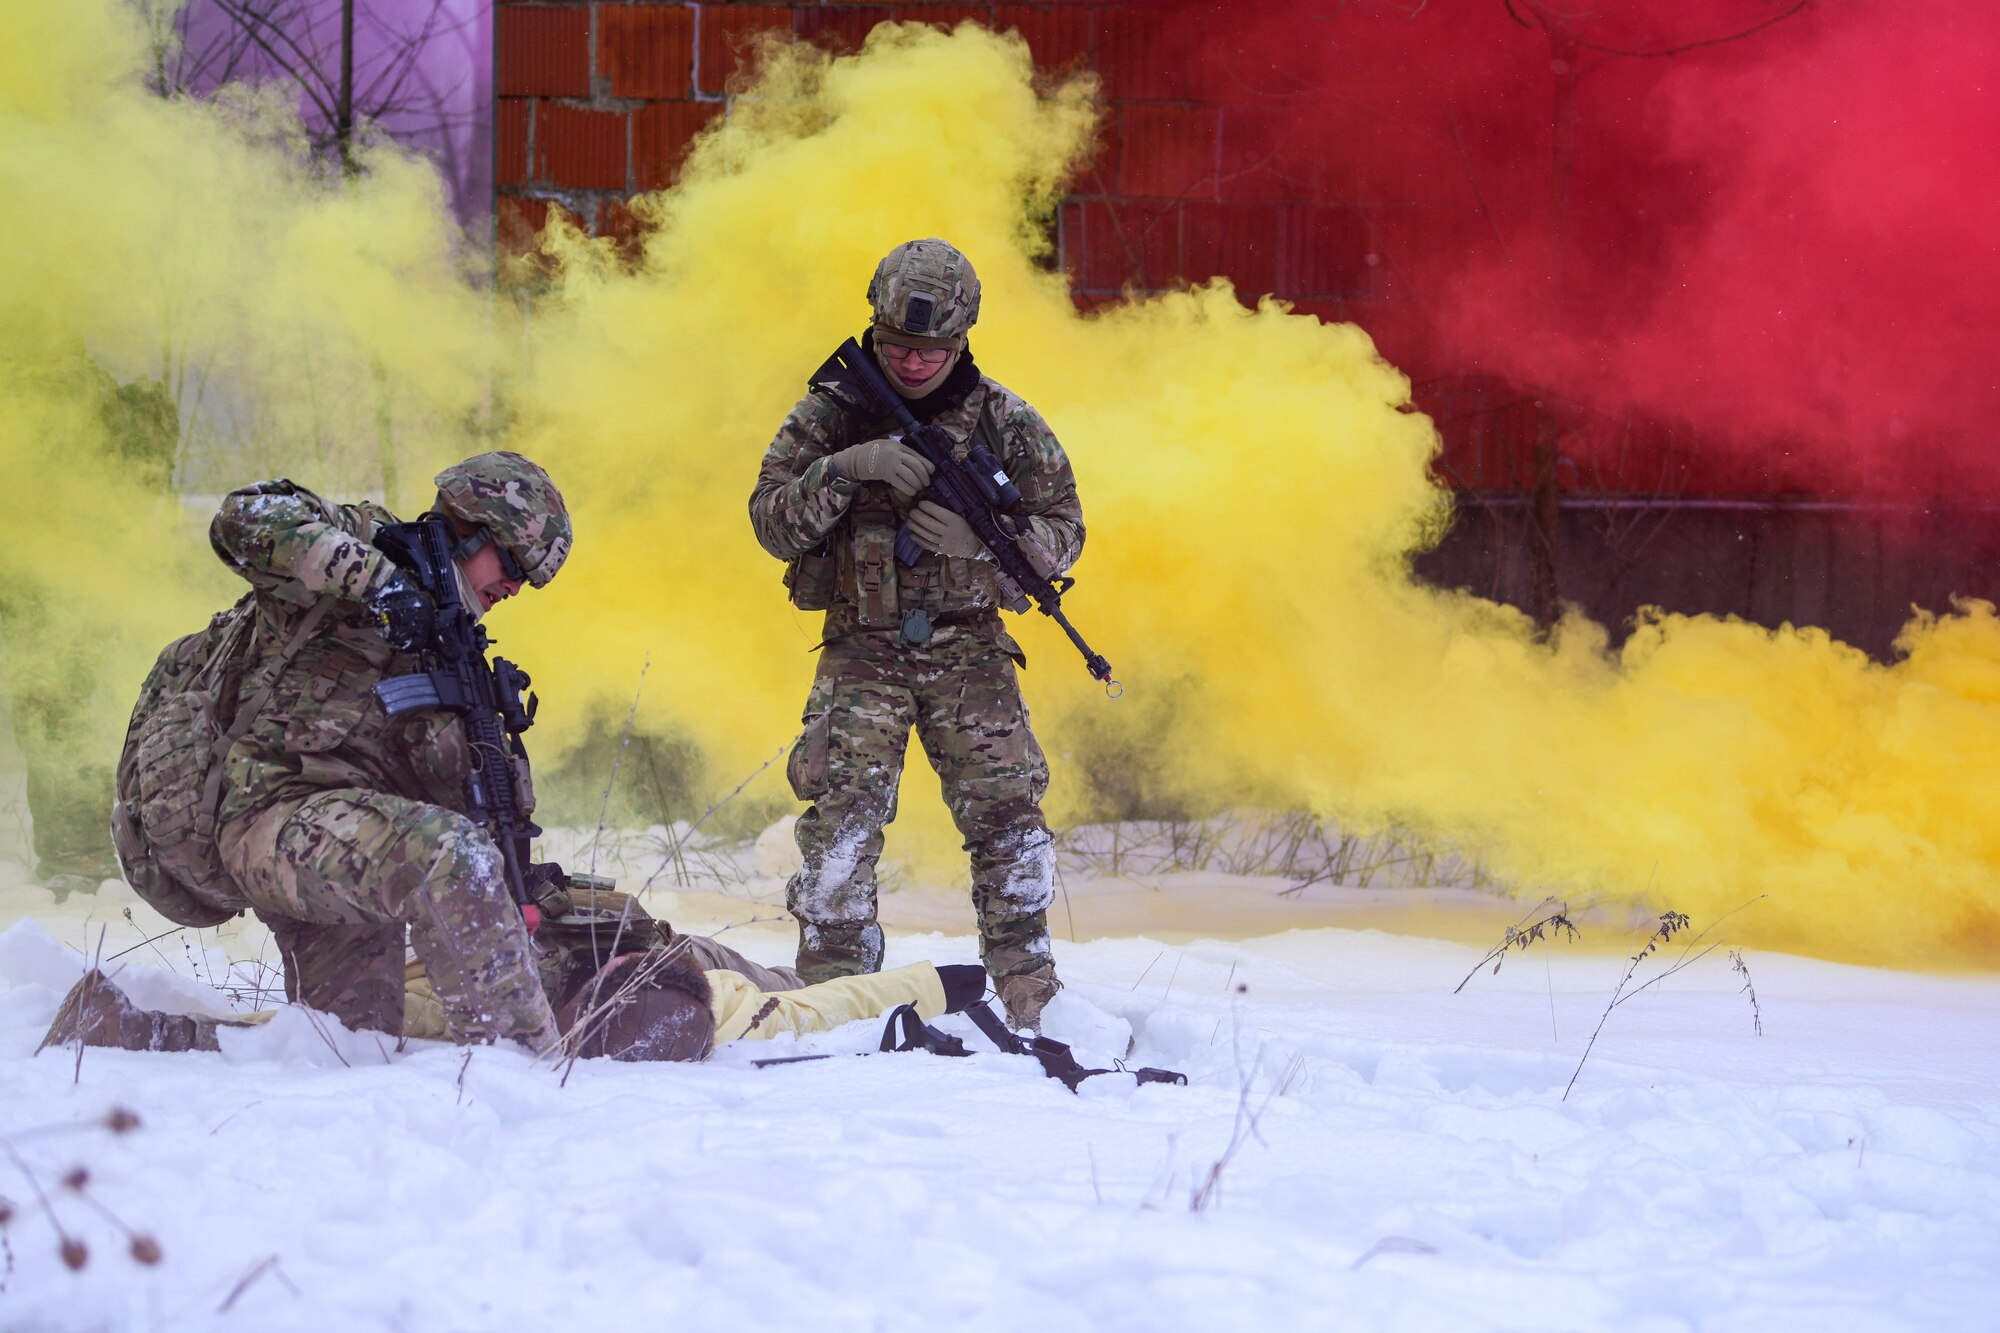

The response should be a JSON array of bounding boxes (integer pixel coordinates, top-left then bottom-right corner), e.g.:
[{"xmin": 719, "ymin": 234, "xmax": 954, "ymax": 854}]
[{"xmin": 2, "ymin": 897, "xmax": 1997, "ymax": 1330}]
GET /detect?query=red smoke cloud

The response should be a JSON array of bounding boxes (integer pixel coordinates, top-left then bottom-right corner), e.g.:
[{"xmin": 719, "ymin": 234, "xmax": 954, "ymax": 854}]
[{"xmin": 1132, "ymin": 0, "xmax": 2000, "ymax": 500}]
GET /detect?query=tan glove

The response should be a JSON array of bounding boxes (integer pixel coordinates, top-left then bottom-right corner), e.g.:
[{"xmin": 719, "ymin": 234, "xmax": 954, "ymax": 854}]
[
  {"xmin": 829, "ymin": 437, "xmax": 934, "ymax": 497},
  {"xmin": 907, "ymin": 500, "xmax": 986, "ymax": 558}
]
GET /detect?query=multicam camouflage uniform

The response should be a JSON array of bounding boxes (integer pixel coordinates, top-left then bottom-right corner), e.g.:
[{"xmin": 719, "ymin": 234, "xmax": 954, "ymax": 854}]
[
  {"xmin": 750, "ymin": 241, "xmax": 1083, "ymax": 1015},
  {"xmin": 208, "ymin": 452, "xmax": 571, "ymax": 1051}
]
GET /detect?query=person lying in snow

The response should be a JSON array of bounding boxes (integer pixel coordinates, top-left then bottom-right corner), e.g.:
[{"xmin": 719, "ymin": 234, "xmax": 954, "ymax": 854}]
[{"xmin": 40, "ymin": 887, "xmax": 990, "ymax": 1062}]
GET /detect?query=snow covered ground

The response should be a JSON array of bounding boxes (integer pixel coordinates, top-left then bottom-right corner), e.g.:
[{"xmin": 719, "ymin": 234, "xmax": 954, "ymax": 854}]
[{"xmin": 2, "ymin": 841, "xmax": 1997, "ymax": 1331}]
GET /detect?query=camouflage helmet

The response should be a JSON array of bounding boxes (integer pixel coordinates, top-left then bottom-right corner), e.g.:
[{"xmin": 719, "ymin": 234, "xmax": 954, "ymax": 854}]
[
  {"xmin": 432, "ymin": 450, "xmax": 572, "ymax": 587},
  {"xmin": 867, "ymin": 239, "xmax": 980, "ymax": 347}
]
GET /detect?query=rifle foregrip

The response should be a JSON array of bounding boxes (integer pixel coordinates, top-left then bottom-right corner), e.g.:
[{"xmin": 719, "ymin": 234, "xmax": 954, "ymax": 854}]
[{"xmin": 894, "ymin": 526, "xmax": 926, "ymax": 567}]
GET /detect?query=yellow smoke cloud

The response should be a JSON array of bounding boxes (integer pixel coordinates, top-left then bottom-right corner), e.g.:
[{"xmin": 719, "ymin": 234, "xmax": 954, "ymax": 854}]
[{"xmin": 3, "ymin": 5, "xmax": 1996, "ymax": 967}]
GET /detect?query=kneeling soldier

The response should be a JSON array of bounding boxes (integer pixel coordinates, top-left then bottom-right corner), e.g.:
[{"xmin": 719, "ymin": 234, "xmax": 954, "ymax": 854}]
[{"xmin": 203, "ymin": 452, "xmax": 572, "ymax": 1051}]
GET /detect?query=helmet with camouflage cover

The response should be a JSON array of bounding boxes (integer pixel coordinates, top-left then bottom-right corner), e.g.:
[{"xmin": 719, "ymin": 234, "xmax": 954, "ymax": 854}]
[
  {"xmin": 867, "ymin": 239, "xmax": 980, "ymax": 347},
  {"xmin": 432, "ymin": 451, "xmax": 572, "ymax": 587}
]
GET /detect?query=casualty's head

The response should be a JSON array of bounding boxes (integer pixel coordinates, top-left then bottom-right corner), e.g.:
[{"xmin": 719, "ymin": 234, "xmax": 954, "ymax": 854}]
[
  {"xmin": 867, "ymin": 238, "xmax": 980, "ymax": 400},
  {"xmin": 430, "ymin": 451, "xmax": 572, "ymax": 613}
]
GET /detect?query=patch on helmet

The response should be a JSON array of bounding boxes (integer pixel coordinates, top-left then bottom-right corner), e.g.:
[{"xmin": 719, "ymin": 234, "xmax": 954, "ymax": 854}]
[
  {"xmin": 528, "ymin": 533, "xmax": 571, "ymax": 586},
  {"xmin": 904, "ymin": 292, "xmax": 936, "ymax": 333}
]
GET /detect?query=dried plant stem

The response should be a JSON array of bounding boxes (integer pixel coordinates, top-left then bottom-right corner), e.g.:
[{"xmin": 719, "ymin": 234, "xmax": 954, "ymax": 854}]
[
  {"xmin": 639, "ymin": 740, "xmax": 789, "ymax": 894},
  {"xmin": 1189, "ymin": 1001, "xmax": 1277, "ymax": 1212},
  {"xmin": 586, "ymin": 657, "xmax": 650, "ymax": 882},
  {"xmin": 1563, "ymin": 910, "xmax": 1690, "ymax": 1101},
  {"xmin": 1731, "ymin": 950, "xmax": 1764, "ymax": 1035},
  {"xmin": 1454, "ymin": 898, "xmax": 1579, "ymax": 994}
]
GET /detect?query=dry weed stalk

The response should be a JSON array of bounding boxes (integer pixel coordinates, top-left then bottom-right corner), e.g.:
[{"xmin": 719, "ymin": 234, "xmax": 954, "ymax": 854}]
[
  {"xmin": 586, "ymin": 658, "xmax": 650, "ymax": 883},
  {"xmin": 0, "ymin": 1107, "xmax": 160, "ymax": 1285},
  {"xmin": 1614, "ymin": 895, "xmax": 1768, "ymax": 1011},
  {"xmin": 1453, "ymin": 897, "xmax": 1580, "ymax": 993},
  {"xmin": 639, "ymin": 740, "xmax": 789, "ymax": 894},
  {"xmin": 1563, "ymin": 910, "xmax": 1691, "ymax": 1101},
  {"xmin": 217, "ymin": 1253, "xmax": 300, "ymax": 1313},
  {"xmin": 1730, "ymin": 949, "xmax": 1764, "ymax": 1035},
  {"xmin": 1189, "ymin": 987, "xmax": 1279, "ymax": 1213}
]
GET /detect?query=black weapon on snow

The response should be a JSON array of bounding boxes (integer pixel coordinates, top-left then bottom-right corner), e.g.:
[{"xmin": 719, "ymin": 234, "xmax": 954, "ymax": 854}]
[{"xmin": 753, "ymin": 1001, "xmax": 1186, "ymax": 1094}]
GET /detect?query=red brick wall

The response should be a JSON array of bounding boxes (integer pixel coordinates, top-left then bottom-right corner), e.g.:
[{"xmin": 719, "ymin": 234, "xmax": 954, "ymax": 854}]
[
  {"xmin": 494, "ymin": 3, "xmax": 1316, "ymax": 302},
  {"xmin": 493, "ymin": 3, "xmax": 1554, "ymax": 498}
]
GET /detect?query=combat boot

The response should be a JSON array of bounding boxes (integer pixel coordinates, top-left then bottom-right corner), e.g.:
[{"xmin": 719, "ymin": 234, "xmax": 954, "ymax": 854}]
[
  {"xmin": 795, "ymin": 921, "xmax": 885, "ymax": 985},
  {"xmin": 37, "ymin": 970, "xmax": 246, "ymax": 1054},
  {"xmin": 996, "ymin": 965, "xmax": 1061, "ymax": 1032}
]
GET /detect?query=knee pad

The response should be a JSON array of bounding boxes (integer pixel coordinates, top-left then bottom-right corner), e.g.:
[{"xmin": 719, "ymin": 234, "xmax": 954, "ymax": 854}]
[
  {"xmin": 419, "ymin": 819, "xmax": 507, "ymax": 907},
  {"xmin": 986, "ymin": 825, "xmax": 1056, "ymax": 913}
]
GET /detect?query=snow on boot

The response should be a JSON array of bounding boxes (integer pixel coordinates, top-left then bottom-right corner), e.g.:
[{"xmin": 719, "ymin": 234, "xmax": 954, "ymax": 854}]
[
  {"xmin": 996, "ymin": 965, "xmax": 1061, "ymax": 1032},
  {"xmin": 36, "ymin": 969, "xmax": 230, "ymax": 1054}
]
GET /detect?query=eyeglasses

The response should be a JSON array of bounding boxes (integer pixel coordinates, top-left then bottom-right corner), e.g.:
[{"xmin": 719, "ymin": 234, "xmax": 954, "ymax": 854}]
[
  {"xmin": 494, "ymin": 542, "xmax": 528, "ymax": 583},
  {"xmin": 879, "ymin": 342, "xmax": 953, "ymax": 367}
]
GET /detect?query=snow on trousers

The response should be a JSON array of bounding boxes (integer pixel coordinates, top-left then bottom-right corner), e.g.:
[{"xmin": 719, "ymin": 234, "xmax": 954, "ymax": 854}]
[
  {"xmin": 786, "ymin": 623, "xmax": 1055, "ymax": 985},
  {"xmin": 220, "ymin": 787, "xmax": 561, "ymax": 1051}
]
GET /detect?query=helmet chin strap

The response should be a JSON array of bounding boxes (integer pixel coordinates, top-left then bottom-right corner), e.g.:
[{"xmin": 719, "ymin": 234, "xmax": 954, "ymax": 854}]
[{"xmin": 451, "ymin": 558, "xmax": 487, "ymax": 622}]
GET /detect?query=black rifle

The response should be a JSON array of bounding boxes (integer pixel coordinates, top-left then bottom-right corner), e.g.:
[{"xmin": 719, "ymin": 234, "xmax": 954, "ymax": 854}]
[
  {"xmin": 809, "ymin": 338, "xmax": 1118, "ymax": 691},
  {"xmin": 370, "ymin": 518, "xmax": 546, "ymax": 931}
]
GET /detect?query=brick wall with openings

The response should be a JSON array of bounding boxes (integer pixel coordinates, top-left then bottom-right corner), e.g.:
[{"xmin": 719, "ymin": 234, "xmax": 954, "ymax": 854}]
[
  {"xmin": 496, "ymin": 4, "xmax": 1373, "ymax": 327},
  {"xmin": 495, "ymin": 3, "xmax": 1991, "ymax": 653}
]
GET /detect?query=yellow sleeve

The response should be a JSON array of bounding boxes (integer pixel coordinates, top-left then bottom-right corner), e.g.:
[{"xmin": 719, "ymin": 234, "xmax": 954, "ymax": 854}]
[{"xmin": 708, "ymin": 963, "xmax": 947, "ymax": 1044}]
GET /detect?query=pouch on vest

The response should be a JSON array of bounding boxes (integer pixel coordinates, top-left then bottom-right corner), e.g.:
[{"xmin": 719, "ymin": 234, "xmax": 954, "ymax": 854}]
[
  {"xmin": 783, "ymin": 538, "xmax": 838, "ymax": 611},
  {"xmin": 849, "ymin": 490, "xmax": 902, "ymax": 628}
]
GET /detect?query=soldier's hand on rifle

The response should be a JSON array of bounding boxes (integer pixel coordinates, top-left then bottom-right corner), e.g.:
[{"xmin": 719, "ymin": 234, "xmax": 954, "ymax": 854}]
[
  {"xmin": 365, "ymin": 570, "xmax": 436, "ymax": 652},
  {"xmin": 829, "ymin": 437, "xmax": 934, "ymax": 498},
  {"xmin": 907, "ymin": 500, "xmax": 986, "ymax": 558},
  {"xmin": 525, "ymin": 861, "xmax": 573, "ymax": 919}
]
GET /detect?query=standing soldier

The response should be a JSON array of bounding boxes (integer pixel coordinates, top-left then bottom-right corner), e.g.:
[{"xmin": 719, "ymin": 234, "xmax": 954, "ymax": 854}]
[{"xmin": 750, "ymin": 239, "xmax": 1083, "ymax": 1030}]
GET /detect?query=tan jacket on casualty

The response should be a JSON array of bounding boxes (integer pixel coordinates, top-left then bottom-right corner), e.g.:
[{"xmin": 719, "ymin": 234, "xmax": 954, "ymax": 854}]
[{"xmin": 403, "ymin": 960, "xmax": 948, "ymax": 1049}]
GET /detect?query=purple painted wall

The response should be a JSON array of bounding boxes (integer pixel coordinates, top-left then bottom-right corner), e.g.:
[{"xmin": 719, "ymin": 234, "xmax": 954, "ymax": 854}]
[{"xmin": 168, "ymin": 0, "xmax": 493, "ymax": 230}]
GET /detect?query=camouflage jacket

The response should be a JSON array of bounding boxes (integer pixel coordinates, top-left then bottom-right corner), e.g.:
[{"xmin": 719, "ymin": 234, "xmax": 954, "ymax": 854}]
[
  {"xmin": 749, "ymin": 357, "xmax": 1085, "ymax": 626},
  {"xmin": 206, "ymin": 481, "xmax": 503, "ymax": 827}
]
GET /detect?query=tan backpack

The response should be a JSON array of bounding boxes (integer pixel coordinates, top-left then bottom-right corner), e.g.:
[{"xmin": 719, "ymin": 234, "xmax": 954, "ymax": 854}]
[{"xmin": 110, "ymin": 594, "xmax": 332, "ymax": 926}]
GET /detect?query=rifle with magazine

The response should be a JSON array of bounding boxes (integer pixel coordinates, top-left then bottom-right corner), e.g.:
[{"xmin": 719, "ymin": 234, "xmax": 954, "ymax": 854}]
[
  {"xmin": 370, "ymin": 518, "xmax": 548, "ymax": 930},
  {"xmin": 809, "ymin": 337, "xmax": 1121, "ymax": 695}
]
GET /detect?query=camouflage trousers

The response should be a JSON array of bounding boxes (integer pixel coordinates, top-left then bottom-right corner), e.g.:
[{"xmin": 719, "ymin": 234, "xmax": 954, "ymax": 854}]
[
  {"xmin": 218, "ymin": 787, "xmax": 560, "ymax": 1052},
  {"xmin": 785, "ymin": 620, "xmax": 1057, "ymax": 986}
]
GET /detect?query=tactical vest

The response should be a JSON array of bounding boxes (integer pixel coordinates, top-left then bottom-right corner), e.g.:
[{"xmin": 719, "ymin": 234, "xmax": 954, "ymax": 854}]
[
  {"xmin": 784, "ymin": 385, "xmax": 1010, "ymax": 625},
  {"xmin": 111, "ymin": 593, "xmax": 332, "ymax": 926}
]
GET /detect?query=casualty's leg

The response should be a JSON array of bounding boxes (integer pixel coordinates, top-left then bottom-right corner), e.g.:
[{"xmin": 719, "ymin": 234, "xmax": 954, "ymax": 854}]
[{"xmin": 784, "ymin": 646, "xmax": 918, "ymax": 983}]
